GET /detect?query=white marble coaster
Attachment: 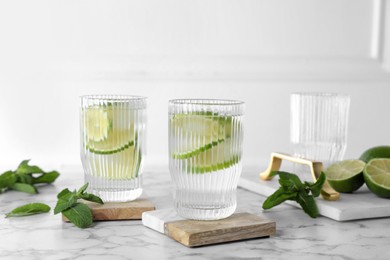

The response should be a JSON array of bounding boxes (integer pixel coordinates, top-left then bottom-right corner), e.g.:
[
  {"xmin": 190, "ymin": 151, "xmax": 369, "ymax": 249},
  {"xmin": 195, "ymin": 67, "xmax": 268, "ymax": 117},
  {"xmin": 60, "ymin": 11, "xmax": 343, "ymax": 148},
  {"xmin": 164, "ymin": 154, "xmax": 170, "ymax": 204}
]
[
  {"xmin": 239, "ymin": 171, "xmax": 390, "ymax": 221},
  {"xmin": 142, "ymin": 208, "xmax": 185, "ymax": 233}
]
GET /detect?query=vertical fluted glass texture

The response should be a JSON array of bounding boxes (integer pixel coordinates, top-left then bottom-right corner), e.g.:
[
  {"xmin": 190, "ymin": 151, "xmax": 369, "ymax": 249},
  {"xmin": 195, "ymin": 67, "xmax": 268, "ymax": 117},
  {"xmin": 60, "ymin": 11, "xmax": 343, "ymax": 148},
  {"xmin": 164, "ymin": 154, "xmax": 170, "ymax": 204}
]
[
  {"xmin": 80, "ymin": 95, "xmax": 146, "ymax": 202},
  {"xmin": 290, "ymin": 93, "xmax": 350, "ymax": 167},
  {"xmin": 169, "ymin": 99, "xmax": 244, "ymax": 220}
]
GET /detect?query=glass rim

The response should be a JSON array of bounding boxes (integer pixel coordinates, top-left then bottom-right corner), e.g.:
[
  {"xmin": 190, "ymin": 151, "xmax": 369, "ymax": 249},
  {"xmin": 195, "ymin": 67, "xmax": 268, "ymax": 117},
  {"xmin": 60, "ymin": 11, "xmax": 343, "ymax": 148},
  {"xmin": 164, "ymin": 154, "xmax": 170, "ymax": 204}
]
[
  {"xmin": 291, "ymin": 92, "xmax": 350, "ymax": 98},
  {"xmin": 169, "ymin": 98, "xmax": 244, "ymax": 106},
  {"xmin": 80, "ymin": 95, "xmax": 147, "ymax": 101}
]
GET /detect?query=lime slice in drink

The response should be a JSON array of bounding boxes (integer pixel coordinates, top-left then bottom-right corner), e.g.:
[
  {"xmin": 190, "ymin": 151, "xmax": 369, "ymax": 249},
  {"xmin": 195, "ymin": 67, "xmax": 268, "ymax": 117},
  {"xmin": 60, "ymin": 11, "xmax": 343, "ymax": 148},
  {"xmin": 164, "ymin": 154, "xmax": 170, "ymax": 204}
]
[
  {"xmin": 363, "ymin": 158, "xmax": 390, "ymax": 198},
  {"xmin": 83, "ymin": 106, "xmax": 136, "ymax": 154},
  {"xmin": 88, "ymin": 145, "xmax": 141, "ymax": 180},
  {"xmin": 171, "ymin": 112, "xmax": 241, "ymax": 173},
  {"xmin": 189, "ymin": 139, "xmax": 240, "ymax": 173},
  {"xmin": 325, "ymin": 160, "xmax": 366, "ymax": 193},
  {"xmin": 170, "ymin": 113, "xmax": 232, "ymax": 153},
  {"xmin": 84, "ymin": 107, "xmax": 111, "ymax": 142}
]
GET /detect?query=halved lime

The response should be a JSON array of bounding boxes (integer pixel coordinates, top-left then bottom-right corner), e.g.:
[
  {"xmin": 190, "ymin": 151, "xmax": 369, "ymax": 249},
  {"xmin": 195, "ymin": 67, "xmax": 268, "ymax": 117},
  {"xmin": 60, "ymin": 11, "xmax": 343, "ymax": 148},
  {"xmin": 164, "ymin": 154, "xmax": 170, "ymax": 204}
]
[
  {"xmin": 325, "ymin": 160, "xmax": 366, "ymax": 193},
  {"xmin": 359, "ymin": 146, "xmax": 390, "ymax": 163},
  {"xmin": 363, "ymin": 158, "xmax": 390, "ymax": 198}
]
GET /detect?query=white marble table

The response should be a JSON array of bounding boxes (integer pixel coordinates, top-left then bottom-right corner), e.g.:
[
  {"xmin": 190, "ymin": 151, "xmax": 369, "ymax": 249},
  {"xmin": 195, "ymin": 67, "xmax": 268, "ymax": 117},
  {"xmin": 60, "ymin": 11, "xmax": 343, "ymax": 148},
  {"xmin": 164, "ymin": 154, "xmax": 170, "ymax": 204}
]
[{"xmin": 1, "ymin": 166, "xmax": 389, "ymax": 260}]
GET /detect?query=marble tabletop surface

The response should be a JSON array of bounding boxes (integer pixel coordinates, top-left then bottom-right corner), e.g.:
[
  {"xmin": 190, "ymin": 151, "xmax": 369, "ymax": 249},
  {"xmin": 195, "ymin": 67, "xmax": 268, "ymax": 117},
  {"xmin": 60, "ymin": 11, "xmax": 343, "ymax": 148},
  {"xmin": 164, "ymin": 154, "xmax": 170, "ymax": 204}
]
[{"xmin": 1, "ymin": 166, "xmax": 389, "ymax": 260}]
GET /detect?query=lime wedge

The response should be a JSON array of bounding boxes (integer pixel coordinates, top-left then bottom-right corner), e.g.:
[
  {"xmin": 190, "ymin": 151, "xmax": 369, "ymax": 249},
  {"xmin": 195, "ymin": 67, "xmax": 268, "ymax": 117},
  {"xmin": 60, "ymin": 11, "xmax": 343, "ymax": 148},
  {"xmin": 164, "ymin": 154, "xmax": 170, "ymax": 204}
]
[
  {"xmin": 325, "ymin": 160, "xmax": 365, "ymax": 193},
  {"xmin": 363, "ymin": 158, "xmax": 390, "ymax": 198}
]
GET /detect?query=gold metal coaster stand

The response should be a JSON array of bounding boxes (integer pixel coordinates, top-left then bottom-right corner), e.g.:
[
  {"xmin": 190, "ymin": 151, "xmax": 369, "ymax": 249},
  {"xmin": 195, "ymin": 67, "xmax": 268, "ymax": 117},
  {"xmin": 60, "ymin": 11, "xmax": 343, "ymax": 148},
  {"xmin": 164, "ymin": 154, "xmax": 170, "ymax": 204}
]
[{"xmin": 259, "ymin": 152, "xmax": 340, "ymax": 201}]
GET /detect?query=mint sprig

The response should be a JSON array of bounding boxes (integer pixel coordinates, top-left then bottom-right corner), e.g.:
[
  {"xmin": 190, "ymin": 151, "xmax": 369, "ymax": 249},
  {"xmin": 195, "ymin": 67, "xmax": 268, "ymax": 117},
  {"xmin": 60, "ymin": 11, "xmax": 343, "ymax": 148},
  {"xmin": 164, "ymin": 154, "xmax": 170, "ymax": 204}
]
[
  {"xmin": 0, "ymin": 160, "xmax": 60, "ymax": 194},
  {"xmin": 262, "ymin": 171, "xmax": 326, "ymax": 218},
  {"xmin": 54, "ymin": 183, "xmax": 103, "ymax": 228},
  {"xmin": 5, "ymin": 203, "xmax": 51, "ymax": 218}
]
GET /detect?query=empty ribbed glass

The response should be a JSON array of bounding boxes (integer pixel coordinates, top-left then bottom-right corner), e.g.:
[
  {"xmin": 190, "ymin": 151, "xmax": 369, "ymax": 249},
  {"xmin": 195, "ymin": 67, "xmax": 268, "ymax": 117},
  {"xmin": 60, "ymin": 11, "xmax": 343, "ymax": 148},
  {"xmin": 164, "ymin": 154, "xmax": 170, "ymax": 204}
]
[
  {"xmin": 169, "ymin": 99, "xmax": 244, "ymax": 220},
  {"xmin": 80, "ymin": 95, "xmax": 146, "ymax": 202},
  {"xmin": 290, "ymin": 92, "xmax": 350, "ymax": 168}
]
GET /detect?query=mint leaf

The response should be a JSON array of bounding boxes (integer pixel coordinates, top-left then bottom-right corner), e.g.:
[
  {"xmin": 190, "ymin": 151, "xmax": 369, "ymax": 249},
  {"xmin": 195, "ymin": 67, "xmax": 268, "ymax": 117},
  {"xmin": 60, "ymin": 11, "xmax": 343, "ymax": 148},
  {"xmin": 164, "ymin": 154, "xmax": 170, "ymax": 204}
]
[
  {"xmin": 269, "ymin": 171, "xmax": 279, "ymax": 178},
  {"xmin": 62, "ymin": 203, "xmax": 93, "ymax": 228},
  {"xmin": 77, "ymin": 183, "xmax": 89, "ymax": 195},
  {"xmin": 0, "ymin": 160, "xmax": 60, "ymax": 195},
  {"xmin": 5, "ymin": 203, "xmax": 50, "ymax": 217},
  {"xmin": 32, "ymin": 171, "xmax": 60, "ymax": 184},
  {"xmin": 278, "ymin": 171, "xmax": 304, "ymax": 191},
  {"xmin": 80, "ymin": 193, "xmax": 104, "ymax": 204},
  {"xmin": 55, "ymin": 183, "xmax": 103, "ymax": 228},
  {"xmin": 16, "ymin": 160, "xmax": 45, "ymax": 175},
  {"xmin": 54, "ymin": 193, "xmax": 78, "ymax": 214},
  {"xmin": 16, "ymin": 173, "xmax": 33, "ymax": 184},
  {"xmin": 305, "ymin": 172, "xmax": 326, "ymax": 197},
  {"xmin": 262, "ymin": 187, "xmax": 297, "ymax": 209},
  {"xmin": 297, "ymin": 190, "xmax": 319, "ymax": 218},
  {"xmin": 0, "ymin": 171, "xmax": 17, "ymax": 190},
  {"xmin": 57, "ymin": 188, "xmax": 72, "ymax": 199},
  {"xmin": 262, "ymin": 171, "xmax": 325, "ymax": 218},
  {"xmin": 11, "ymin": 183, "xmax": 38, "ymax": 194}
]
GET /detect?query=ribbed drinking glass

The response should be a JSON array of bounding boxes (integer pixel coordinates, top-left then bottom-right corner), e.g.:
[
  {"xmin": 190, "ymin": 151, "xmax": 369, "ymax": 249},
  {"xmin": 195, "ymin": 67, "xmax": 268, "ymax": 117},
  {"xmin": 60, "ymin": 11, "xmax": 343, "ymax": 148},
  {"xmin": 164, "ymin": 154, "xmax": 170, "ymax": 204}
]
[
  {"xmin": 290, "ymin": 92, "xmax": 350, "ymax": 168},
  {"xmin": 80, "ymin": 95, "xmax": 147, "ymax": 202},
  {"xmin": 169, "ymin": 99, "xmax": 244, "ymax": 220}
]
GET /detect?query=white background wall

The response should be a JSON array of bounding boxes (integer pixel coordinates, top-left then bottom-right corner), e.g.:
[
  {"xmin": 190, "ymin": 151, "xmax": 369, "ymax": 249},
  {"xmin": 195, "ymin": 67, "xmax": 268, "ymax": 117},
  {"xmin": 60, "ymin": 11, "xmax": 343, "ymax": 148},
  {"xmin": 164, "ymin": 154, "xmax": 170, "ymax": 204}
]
[{"xmin": 0, "ymin": 0, "xmax": 389, "ymax": 172}]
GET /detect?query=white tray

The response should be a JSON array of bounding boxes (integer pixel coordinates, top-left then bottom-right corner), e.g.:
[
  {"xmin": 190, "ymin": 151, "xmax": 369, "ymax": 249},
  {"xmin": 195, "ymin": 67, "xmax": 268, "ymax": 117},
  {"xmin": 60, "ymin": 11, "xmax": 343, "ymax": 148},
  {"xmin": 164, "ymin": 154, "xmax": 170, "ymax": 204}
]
[{"xmin": 239, "ymin": 171, "xmax": 390, "ymax": 221}]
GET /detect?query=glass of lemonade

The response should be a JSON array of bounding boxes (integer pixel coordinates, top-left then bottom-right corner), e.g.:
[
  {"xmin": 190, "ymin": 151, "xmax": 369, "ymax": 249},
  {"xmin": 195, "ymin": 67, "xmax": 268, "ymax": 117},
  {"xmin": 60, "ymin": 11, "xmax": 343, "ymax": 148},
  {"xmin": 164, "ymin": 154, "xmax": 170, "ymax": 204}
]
[
  {"xmin": 80, "ymin": 95, "xmax": 147, "ymax": 202},
  {"xmin": 169, "ymin": 99, "xmax": 244, "ymax": 220}
]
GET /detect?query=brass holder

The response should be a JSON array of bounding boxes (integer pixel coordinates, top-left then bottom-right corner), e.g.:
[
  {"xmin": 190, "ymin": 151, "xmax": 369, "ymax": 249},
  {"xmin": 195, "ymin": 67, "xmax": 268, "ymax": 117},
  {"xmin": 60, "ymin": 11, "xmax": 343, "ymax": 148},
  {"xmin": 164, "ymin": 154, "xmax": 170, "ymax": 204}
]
[{"xmin": 259, "ymin": 152, "xmax": 340, "ymax": 201}]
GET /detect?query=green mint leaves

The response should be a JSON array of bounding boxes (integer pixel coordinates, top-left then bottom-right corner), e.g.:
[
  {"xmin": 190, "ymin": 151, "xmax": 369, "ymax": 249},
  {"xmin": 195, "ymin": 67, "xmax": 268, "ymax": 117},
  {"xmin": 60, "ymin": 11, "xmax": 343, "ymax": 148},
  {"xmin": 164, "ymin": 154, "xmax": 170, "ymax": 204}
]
[
  {"xmin": 54, "ymin": 183, "xmax": 103, "ymax": 228},
  {"xmin": 262, "ymin": 171, "xmax": 326, "ymax": 218},
  {"xmin": 0, "ymin": 160, "xmax": 60, "ymax": 194},
  {"xmin": 0, "ymin": 161, "xmax": 103, "ymax": 229},
  {"xmin": 62, "ymin": 203, "xmax": 93, "ymax": 229},
  {"xmin": 5, "ymin": 203, "xmax": 51, "ymax": 217}
]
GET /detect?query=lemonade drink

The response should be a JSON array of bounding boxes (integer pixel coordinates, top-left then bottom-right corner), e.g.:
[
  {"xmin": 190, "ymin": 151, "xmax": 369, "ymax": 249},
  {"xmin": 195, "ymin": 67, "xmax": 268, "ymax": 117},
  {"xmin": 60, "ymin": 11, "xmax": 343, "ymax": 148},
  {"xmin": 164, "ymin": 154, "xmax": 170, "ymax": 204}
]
[
  {"xmin": 169, "ymin": 99, "xmax": 244, "ymax": 220},
  {"xmin": 80, "ymin": 96, "xmax": 146, "ymax": 202}
]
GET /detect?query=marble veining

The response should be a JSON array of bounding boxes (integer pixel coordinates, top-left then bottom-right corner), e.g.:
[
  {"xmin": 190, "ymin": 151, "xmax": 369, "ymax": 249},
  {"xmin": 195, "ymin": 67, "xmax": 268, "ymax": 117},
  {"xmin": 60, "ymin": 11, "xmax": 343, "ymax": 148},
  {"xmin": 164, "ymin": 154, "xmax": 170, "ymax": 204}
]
[{"xmin": 1, "ymin": 167, "xmax": 390, "ymax": 259}]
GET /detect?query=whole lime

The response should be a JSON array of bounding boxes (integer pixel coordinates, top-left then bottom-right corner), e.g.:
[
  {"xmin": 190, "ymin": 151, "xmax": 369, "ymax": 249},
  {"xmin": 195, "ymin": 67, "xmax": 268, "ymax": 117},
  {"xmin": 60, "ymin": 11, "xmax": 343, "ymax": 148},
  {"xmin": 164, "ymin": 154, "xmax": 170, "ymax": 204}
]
[{"xmin": 359, "ymin": 146, "xmax": 390, "ymax": 163}]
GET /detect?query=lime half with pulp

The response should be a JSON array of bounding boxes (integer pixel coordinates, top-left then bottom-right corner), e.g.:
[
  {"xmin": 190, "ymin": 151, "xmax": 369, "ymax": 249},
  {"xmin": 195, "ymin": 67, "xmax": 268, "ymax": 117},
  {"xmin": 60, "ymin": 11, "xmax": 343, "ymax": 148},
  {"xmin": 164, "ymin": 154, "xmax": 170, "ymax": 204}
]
[
  {"xmin": 325, "ymin": 160, "xmax": 366, "ymax": 193},
  {"xmin": 363, "ymin": 158, "xmax": 390, "ymax": 198}
]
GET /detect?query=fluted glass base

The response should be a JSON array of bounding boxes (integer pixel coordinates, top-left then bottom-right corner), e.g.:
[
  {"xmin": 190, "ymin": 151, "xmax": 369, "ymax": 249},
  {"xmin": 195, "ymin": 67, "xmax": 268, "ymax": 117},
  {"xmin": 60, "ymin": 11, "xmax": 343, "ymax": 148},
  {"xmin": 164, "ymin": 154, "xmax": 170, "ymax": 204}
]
[
  {"xmin": 174, "ymin": 189, "xmax": 236, "ymax": 220},
  {"xmin": 85, "ymin": 175, "xmax": 142, "ymax": 202}
]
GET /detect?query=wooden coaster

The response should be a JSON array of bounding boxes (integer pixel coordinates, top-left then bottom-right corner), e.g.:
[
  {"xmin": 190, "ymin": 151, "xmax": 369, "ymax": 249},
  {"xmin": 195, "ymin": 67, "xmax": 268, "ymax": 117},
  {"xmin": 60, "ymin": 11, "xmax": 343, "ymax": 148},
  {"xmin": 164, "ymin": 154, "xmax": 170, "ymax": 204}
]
[
  {"xmin": 142, "ymin": 209, "xmax": 276, "ymax": 247},
  {"xmin": 62, "ymin": 198, "xmax": 155, "ymax": 222}
]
